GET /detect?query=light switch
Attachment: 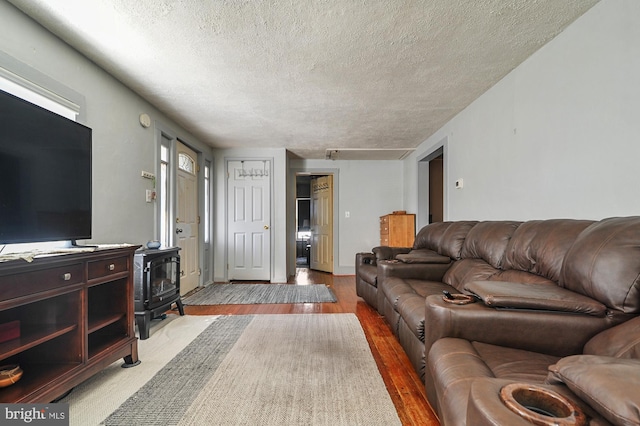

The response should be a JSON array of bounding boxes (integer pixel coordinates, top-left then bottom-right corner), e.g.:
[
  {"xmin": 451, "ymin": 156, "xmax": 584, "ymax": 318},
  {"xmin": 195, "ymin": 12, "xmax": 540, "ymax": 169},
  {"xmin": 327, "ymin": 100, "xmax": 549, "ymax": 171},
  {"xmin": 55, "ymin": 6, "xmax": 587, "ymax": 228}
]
[{"xmin": 345, "ymin": 211, "xmax": 350, "ymax": 218}]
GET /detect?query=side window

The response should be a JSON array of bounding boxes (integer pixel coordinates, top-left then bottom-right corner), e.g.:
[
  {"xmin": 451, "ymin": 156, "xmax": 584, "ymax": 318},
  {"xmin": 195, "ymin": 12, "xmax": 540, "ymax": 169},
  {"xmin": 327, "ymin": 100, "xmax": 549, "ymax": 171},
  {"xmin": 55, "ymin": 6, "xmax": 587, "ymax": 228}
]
[
  {"xmin": 204, "ymin": 160, "xmax": 211, "ymax": 244},
  {"xmin": 159, "ymin": 142, "xmax": 171, "ymax": 247}
]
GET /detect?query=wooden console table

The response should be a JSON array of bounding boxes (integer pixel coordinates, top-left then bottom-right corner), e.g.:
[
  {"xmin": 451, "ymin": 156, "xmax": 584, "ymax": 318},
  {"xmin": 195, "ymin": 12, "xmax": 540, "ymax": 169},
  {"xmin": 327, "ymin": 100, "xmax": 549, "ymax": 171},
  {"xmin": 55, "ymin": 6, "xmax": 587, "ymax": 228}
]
[{"xmin": 0, "ymin": 245, "xmax": 140, "ymax": 402}]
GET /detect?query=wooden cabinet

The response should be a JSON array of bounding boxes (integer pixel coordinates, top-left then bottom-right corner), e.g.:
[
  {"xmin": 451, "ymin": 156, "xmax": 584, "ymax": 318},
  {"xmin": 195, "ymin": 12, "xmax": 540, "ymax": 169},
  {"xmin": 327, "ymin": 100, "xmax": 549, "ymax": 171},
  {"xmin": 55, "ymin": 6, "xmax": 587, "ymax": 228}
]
[
  {"xmin": 0, "ymin": 245, "xmax": 140, "ymax": 403},
  {"xmin": 380, "ymin": 213, "xmax": 416, "ymax": 247}
]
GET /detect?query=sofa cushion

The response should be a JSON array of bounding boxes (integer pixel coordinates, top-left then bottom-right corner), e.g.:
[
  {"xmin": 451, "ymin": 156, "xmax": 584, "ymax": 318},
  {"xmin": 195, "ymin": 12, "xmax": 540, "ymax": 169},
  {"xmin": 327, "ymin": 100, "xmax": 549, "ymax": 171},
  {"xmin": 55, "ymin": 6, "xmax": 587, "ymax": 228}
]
[
  {"xmin": 547, "ymin": 355, "xmax": 640, "ymax": 426},
  {"xmin": 460, "ymin": 221, "xmax": 521, "ymax": 269},
  {"xmin": 395, "ymin": 280, "xmax": 457, "ymax": 341},
  {"xmin": 437, "ymin": 221, "xmax": 478, "ymax": 260},
  {"xmin": 472, "ymin": 341, "xmax": 560, "ymax": 382},
  {"xmin": 427, "ymin": 338, "xmax": 558, "ymax": 426},
  {"xmin": 396, "ymin": 249, "xmax": 451, "ymax": 264},
  {"xmin": 561, "ymin": 216, "xmax": 640, "ymax": 313},
  {"xmin": 427, "ymin": 338, "xmax": 495, "ymax": 426},
  {"xmin": 465, "ymin": 280, "xmax": 608, "ymax": 316},
  {"xmin": 504, "ymin": 219, "xmax": 594, "ymax": 283},
  {"xmin": 381, "ymin": 277, "xmax": 421, "ymax": 308},
  {"xmin": 584, "ymin": 315, "xmax": 640, "ymax": 358},
  {"xmin": 442, "ymin": 258, "xmax": 498, "ymax": 292},
  {"xmin": 413, "ymin": 221, "xmax": 452, "ymax": 251}
]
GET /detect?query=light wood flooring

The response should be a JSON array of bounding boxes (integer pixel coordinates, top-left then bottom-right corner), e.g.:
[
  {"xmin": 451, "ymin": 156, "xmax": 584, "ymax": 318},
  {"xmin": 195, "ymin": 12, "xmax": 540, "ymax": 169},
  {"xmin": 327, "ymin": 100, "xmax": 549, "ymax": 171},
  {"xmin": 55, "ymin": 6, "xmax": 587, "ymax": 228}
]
[{"xmin": 183, "ymin": 268, "xmax": 440, "ymax": 426}]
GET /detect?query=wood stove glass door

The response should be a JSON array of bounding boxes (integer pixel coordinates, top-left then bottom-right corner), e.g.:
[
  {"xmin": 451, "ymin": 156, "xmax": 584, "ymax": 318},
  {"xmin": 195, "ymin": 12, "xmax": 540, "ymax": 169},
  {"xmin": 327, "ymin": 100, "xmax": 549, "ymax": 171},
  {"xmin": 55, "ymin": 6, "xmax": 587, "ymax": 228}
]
[{"xmin": 148, "ymin": 256, "xmax": 179, "ymax": 307}]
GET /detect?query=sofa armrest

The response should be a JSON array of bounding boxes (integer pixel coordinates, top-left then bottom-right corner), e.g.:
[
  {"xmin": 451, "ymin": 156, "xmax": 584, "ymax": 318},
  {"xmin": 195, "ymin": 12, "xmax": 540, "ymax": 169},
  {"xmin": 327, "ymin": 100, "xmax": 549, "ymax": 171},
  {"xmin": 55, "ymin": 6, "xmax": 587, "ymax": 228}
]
[
  {"xmin": 378, "ymin": 260, "xmax": 452, "ymax": 282},
  {"xmin": 372, "ymin": 246, "xmax": 412, "ymax": 261},
  {"xmin": 464, "ymin": 281, "xmax": 608, "ymax": 317},
  {"xmin": 466, "ymin": 379, "xmax": 613, "ymax": 426},
  {"xmin": 423, "ymin": 295, "xmax": 626, "ymax": 358},
  {"xmin": 396, "ymin": 249, "xmax": 451, "ymax": 264},
  {"xmin": 355, "ymin": 252, "xmax": 376, "ymax": 267}
]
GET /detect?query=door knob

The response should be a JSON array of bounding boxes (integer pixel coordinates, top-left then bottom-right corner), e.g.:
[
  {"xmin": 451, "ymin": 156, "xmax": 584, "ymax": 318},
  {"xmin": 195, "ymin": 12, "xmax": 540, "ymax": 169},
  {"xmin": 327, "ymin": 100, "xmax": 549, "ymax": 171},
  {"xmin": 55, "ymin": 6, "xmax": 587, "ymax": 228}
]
[
  {"xmin": 176, "ymin": 228, "xmax": 183, "ymax": 234},
  {"xmin": 264, "ymin": 225, "xmax": 269, "ymax": 230}
]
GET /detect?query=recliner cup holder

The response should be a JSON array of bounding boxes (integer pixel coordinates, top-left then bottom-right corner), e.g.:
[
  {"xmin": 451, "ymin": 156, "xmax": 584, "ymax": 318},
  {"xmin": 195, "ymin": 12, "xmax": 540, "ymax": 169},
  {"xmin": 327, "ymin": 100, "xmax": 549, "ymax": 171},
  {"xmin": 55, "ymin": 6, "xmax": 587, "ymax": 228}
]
[
  {"xmin": 499, "ymin": 383, "xmax": 586, "ymax": 426},
  {"xmin": 442, "ymin": 293, "xmax": 476, "ymax": 305}
]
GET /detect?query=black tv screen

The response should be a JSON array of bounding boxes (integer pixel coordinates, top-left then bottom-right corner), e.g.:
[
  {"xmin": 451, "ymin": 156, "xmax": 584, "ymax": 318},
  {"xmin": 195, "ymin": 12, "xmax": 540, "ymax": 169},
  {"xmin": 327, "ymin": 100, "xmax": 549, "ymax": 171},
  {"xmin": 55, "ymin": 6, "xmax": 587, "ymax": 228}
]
[{"xmin": 0, "ymin": 89, "xmax": 92, "ymax": 245}]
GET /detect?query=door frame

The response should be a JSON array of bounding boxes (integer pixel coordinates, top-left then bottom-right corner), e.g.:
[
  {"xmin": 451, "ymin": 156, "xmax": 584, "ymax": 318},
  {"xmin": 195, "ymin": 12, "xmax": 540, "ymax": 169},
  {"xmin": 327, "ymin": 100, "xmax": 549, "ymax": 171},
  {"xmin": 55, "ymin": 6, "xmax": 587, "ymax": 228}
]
[
  {"xmin": 154, "ymin": 122, "xmax": 213, "ymax": 287},
  {"xmin": 291, "ymin": 168, "xmax": 339, "ymax": 276},
  {"xmin": 176, "ymin": 140, "xmax": 200, "ymax": 295},
  {"xmin": 225, "ymin": 157, "xmax": 274, "ymax": 282},
  {"xmin": 417, "ymin": 137, "xmax": 448, "ymax": 229}
]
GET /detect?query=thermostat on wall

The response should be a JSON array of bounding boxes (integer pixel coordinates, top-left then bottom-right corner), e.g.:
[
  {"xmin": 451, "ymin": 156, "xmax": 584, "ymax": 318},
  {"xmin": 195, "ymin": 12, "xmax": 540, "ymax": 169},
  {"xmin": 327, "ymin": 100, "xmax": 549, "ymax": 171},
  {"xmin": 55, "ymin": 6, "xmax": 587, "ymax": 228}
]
[{"xmin": 139, "ymin": 113, "xmax": 151, "ymax": 128}]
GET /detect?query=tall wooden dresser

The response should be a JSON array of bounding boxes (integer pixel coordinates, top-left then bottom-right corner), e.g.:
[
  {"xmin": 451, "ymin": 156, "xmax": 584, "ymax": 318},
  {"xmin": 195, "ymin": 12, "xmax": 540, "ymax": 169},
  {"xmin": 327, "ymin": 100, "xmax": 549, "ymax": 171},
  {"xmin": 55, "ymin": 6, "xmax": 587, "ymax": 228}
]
[{"xmin": 380, "ymin": 212, "xmax": 416, "ymax": 247}]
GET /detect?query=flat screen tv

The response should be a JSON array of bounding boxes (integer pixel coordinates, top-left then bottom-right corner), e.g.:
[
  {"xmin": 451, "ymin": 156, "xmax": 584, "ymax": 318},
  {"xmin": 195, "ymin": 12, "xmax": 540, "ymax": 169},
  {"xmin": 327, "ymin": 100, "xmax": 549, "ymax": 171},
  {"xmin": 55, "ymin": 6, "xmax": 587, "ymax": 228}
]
[{"xmin": 0, "ymin": 89, "xmax": 92, "ymax": 245}]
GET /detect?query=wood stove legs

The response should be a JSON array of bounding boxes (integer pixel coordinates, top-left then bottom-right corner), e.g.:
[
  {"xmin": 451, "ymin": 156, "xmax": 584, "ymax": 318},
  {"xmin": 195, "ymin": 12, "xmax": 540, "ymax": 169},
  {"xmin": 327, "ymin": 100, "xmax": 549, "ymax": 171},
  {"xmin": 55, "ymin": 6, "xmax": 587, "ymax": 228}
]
[
  {"xmin": 135, "ymin": 298, "xmax": 185, "ymax": 340},
  {"xmin": 176, "ymin": 298, "xmax": 185, "ymax": 315}
]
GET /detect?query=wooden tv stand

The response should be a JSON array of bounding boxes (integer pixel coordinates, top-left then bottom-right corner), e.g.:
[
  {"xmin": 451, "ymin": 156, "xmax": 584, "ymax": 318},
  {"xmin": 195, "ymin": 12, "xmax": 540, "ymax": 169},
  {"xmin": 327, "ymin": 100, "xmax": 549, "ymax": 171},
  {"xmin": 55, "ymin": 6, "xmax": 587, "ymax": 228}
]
[{"xmin": 0, "ymin": 245, "xmax": 141, "ymax": 403}]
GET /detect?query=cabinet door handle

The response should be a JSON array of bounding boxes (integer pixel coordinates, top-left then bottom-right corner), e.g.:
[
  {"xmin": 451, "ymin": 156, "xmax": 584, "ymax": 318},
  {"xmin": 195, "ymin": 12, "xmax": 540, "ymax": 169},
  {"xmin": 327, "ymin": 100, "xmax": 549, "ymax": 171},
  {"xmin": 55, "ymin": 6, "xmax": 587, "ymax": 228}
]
[
  {"xmin": 62, "ymin": 273, "xmax": 72, "ymax": 281},
  {"xmin": 108, "ymin": 264, "xmax": 115, "ymax": 271}
]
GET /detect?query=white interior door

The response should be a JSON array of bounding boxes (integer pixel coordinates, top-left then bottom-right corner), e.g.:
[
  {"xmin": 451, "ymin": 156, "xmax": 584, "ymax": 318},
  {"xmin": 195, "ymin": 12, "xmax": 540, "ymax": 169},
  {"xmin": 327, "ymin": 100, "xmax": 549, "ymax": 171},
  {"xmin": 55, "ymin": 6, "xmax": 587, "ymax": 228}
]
[
  {"xmin": 310, "ymin": 175, "xmax": 333, "ymax": 273},
  {"xmin": 227, "ymin": 160, "xmax": 271, "ymax": 281},
  {"xmin": 176, "ymin": 142, "xmax": 199, "ymax": 295}
]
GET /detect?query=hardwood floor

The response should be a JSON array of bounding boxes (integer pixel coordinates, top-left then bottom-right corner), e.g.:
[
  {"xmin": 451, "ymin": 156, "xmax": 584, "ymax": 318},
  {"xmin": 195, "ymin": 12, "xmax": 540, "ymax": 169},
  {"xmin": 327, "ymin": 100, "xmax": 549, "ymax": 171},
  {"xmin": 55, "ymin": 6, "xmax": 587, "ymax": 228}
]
[{"xmin": 183, "ymin": 268, "xmax": 440, "ymax": 426}]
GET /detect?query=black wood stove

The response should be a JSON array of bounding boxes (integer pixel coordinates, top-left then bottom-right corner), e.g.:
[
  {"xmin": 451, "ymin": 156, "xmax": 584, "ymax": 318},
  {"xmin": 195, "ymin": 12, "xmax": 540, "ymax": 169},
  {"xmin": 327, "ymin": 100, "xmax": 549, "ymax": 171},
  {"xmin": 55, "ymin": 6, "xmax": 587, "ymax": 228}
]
[{"xmin": 133, "ymin": 247, "xmax": 184, "ymax": 339}]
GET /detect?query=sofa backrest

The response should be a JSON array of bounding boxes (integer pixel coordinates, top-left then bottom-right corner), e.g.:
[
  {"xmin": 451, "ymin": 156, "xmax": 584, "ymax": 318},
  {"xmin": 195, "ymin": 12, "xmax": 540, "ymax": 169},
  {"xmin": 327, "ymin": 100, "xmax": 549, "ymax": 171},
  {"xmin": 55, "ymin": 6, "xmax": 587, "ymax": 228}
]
[
  {"xmin": 459, "ymin": 221, "xmax": 521, "ymax": 269},
  {"xmin": 443, "ymin": 221, "xmax": 521, "ymax": 291},
  {"xmin": 504, "ymin": 219, "xmax": 594, "ymax": 283},
  {"xmin": 561, "ymin": 216, "xmax": 640, "ymax": 313},
  {"xmin": 437, "ymin": 221, "xmax": 478, "ymax": 259},
  {"xmin": 583, "ymin": 315, "xmax": 640, "ymax": 358},
  {"xmin": 413, "ymin": 221, "xmax": 452, "ymax": 251}
]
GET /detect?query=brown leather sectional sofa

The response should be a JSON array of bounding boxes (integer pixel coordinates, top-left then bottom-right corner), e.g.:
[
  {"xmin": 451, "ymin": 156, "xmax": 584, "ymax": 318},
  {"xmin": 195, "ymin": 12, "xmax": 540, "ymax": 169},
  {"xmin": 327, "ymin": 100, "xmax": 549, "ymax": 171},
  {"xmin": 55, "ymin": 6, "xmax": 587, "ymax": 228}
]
[{"xmin": 355, "ymin": 217, "xmax": 640, "ymax": 425}]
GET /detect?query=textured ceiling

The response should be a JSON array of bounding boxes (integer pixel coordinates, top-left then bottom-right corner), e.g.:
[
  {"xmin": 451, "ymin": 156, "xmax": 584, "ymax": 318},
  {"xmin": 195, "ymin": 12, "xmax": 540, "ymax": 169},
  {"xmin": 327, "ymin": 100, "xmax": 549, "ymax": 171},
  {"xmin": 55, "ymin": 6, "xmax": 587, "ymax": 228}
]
[{"xmin": 9, "ymin": 0, "xmax": 599, "ymax": 159}]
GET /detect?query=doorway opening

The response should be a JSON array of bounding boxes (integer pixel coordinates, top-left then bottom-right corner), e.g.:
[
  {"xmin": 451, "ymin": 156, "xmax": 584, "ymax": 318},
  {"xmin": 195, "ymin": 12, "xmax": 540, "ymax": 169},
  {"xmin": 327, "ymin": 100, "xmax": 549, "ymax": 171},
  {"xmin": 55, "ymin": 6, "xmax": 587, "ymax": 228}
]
[
  {"xmin": 295, "ymin": 176, "xmax": 311, "ymax": 267},
  {"xmin": 429, "ymin": 153, "xmax": 444, "ymax": 223},
  {"xmin": 295, "ymin": 174, "xmax": 334, "ymax": 273},
  {"xmin": 417, "ymin": 143, "xmax": 446, "ymax": 229}
]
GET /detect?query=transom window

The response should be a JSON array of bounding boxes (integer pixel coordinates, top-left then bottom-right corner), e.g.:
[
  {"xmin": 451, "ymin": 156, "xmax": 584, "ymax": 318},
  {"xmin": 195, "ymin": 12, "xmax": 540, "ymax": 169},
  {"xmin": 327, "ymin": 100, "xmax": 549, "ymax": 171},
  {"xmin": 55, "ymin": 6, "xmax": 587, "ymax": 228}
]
[{"xmin": 178, "ymin": 152, "xmax": 195, "ymax": 174}]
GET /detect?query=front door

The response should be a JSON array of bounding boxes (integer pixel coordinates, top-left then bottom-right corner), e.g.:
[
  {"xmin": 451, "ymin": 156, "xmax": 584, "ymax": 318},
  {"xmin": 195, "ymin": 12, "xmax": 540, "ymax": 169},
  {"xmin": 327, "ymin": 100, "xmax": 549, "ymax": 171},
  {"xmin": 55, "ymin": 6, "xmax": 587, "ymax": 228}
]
[
  {"xmin": 310, "ymin": 175, "xmax": 333, "ymax": 273},
  {"xmin": 227, "ymin": 160, "xmax": 271, "ymax": 281},
  {"xmin": 176, "ymin": 141, "xmax": 199, "ymax": 295}
]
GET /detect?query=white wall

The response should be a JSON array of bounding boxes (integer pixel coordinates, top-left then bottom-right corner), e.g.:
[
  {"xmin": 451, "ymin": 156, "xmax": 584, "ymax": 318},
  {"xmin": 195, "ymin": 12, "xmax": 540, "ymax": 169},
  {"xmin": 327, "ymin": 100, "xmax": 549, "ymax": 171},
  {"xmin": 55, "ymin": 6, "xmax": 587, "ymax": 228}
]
[
  {"xmin": 407, "ymin": 0, "xmax": 640, "ymax": 221},
  {"xmin": 0, "ymin": 1, "xmax": 210, "ymax": 247},
  {"xmin": 290, "ymin": 159, "xmax": 406, "ymax": 275}
]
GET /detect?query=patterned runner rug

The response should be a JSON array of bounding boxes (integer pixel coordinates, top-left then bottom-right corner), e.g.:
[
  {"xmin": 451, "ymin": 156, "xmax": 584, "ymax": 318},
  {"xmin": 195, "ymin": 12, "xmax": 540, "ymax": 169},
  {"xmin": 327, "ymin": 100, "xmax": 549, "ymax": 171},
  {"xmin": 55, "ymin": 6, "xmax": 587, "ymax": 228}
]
[
  {"xmin": 65, "ymin": 314, "xmax": 401, "ymax": 425},
  {"xmin": 182, "ymin": 283, "xmax": 337, "ymax": 305}
]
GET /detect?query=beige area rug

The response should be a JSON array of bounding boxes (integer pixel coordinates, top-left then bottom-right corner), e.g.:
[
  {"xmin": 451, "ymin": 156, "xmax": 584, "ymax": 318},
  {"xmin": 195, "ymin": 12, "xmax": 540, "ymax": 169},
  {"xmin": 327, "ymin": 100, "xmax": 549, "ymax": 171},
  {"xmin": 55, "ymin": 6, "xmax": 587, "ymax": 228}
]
[
  {"xmin": 62, "ymin": 314, "xmax": 401, "ymax": 426},
  {"xmin": 60, "ymin": 314, "xmax": 218, "ymax": 425}
]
